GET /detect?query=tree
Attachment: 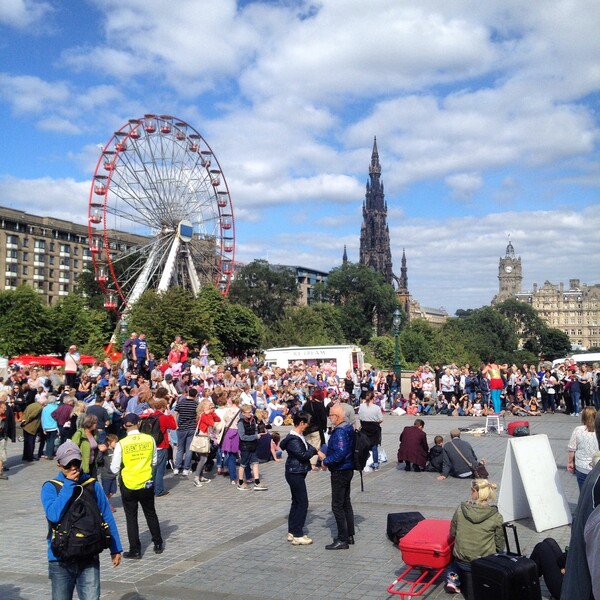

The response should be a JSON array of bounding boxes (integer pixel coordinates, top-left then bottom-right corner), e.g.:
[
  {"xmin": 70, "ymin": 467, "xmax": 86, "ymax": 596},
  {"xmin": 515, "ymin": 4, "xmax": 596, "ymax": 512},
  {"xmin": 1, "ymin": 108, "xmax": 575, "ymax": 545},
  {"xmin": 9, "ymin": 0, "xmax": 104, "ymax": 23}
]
[
  {"xmin": 222, "ymin": 303, "xmax": 264, "ymax": 356},
  {"xmin": 126, "ymin": 287, "xmax": 210, "ymax": 357},
  {"xmin": 400, "ymin": 319, "xmax": 441, "ymax": 365},
  {"xmin": 47, "ymin": 294, "xmax": 112, "ymax": 356},
  {"xmin": 0, "ymin": 285, "xmax": 52, "ymax": 356},
  {"xmin": 228, "ymin": 260, "xmax": 300, "ymax": 326},
  {"xmin": 365, "ymin": 336, "xmax": 397, "ymax": 370},
  {"xmin": 538, "ymin": 328, "xmax": 571, "ymax": 361},
  {"xmin": 322, "ymin": 262, "xmax": 398, "ymax": 344},
  {"xmin": 267, "ymin": 303, "xmax": 345, "ymax": 347}
]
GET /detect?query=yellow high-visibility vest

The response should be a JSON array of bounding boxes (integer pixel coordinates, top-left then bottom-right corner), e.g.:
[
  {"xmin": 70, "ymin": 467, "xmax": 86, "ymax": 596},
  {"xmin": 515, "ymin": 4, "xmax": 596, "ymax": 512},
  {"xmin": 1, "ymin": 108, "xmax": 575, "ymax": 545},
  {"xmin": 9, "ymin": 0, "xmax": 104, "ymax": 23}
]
[{"xmin": 119, "ymin": 433, "xmax": 154, "ymax": 490}]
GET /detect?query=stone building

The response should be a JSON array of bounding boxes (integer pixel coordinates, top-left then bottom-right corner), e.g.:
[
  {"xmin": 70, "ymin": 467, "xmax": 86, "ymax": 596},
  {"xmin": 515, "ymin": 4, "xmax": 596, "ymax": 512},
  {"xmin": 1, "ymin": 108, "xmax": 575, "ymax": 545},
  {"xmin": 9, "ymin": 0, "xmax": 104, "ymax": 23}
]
[
  {"xmin": 0, "ymin": 206, "xmax": 146, "ymax": 305},
  {"xmin": 515, "ymin": 280, "xmax": 600, "ymax": 350},
  {"xmin": 491, "ymin": 237, "xmax": 523, "ymax": 305},
  {"xmin": 359, "ymin": 137, "xmax": 393, "ymax": 285}
]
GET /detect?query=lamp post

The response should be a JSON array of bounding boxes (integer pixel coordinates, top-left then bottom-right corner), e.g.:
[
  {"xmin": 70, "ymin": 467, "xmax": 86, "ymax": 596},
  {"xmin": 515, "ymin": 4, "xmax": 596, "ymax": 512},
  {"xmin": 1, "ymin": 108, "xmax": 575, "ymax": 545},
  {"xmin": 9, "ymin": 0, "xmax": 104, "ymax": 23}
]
[{"xmin": 392, "ymin": 308, "xmax": 402, "ymax": 395}]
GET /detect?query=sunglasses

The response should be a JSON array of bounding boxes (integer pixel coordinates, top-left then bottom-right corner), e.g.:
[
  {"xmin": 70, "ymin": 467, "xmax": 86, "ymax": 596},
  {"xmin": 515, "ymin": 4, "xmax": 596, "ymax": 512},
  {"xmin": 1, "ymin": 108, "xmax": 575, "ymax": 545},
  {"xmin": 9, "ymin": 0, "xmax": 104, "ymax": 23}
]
[{"xmin": 61, "ymin": 459, "xmax": 82, "ymax": 470}]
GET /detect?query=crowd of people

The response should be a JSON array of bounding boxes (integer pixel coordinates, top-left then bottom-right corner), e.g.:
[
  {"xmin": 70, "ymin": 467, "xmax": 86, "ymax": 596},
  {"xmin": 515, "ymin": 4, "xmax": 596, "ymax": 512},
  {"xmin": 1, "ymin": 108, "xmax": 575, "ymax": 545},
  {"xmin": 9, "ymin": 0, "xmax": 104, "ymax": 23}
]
[{"xmin": 1, "ymin": 340, "xmax": 600, "ymax": 599}]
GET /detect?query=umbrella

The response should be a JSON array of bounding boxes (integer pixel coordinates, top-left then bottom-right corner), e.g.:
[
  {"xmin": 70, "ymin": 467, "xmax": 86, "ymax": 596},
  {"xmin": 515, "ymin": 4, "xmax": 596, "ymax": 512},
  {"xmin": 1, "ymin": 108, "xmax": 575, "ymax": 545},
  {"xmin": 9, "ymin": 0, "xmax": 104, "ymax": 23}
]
[
  {"xmin": 35, "ymin": 355, "xmax": 65, "ymax": 367},
  {"xmin": 79, "ymin": 355, "xmax": 99, "ymax": 365},
  {"xmin": 8, "ymin": 355, "xmax": 41, "ymax": 366}
]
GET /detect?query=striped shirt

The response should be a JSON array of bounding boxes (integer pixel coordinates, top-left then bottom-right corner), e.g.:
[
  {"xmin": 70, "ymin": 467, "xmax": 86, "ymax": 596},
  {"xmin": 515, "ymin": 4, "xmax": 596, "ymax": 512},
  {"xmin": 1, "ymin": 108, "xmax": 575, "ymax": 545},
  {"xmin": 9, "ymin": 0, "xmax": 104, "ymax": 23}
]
[{"xmin": 175, "ymin": 397, "xmax": 199, "ymax": 430}]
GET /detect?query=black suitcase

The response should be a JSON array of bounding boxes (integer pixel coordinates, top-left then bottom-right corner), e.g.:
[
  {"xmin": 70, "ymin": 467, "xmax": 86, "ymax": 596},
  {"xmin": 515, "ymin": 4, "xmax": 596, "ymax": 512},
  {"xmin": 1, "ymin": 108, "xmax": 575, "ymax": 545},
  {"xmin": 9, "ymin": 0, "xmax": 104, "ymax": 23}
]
[
  {"xmin": 386, "ymin": 511, "xmax": 425, "ymax": 547},
  {"xmin": 471, "ymin": 523, "xmax": 541, "ymax": 600}
]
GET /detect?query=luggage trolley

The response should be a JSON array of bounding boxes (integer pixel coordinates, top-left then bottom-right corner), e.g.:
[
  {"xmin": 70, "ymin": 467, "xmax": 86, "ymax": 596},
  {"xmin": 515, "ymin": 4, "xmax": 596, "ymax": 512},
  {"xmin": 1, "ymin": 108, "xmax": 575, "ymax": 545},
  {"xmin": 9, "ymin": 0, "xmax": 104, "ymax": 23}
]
[{"xmin": 387, "ymin": 519, "xmax": 454, "ymax": 599}]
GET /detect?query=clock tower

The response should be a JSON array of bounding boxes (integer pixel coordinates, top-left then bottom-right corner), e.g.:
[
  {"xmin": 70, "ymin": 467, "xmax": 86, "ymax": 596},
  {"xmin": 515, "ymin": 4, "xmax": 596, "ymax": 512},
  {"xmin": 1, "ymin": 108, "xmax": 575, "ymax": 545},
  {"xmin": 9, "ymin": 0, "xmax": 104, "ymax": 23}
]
[{"xmin": 492, "ymin": 238, "xmax": 522, "ymax": 305}]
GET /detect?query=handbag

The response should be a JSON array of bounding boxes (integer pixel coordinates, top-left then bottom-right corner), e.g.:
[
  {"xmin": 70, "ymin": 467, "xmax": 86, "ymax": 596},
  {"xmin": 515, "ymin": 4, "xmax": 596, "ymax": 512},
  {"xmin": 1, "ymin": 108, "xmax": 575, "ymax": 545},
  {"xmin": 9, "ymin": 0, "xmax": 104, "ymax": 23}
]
[
  {"xmin": 451, "ymin": 440, "xmax": 488, "ymax": 479},
  {"xmin": 190, "ymin": 421, "xmax": 210, "ymax": 454}
]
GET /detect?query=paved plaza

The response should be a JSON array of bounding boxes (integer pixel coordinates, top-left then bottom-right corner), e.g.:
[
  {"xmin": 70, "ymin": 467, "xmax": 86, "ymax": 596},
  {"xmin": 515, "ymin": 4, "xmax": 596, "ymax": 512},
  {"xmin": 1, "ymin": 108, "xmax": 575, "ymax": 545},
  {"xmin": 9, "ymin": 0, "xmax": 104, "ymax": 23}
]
[{"xmin": 0, "ymin": 412, "xmax": 579, "ymax": 600}]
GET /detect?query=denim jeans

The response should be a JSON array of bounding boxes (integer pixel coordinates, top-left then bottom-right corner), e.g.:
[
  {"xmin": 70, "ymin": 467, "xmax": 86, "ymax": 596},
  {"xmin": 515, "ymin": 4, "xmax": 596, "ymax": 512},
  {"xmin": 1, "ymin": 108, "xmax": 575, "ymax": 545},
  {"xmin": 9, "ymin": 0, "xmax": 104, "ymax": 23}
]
[
  {"xmin": 285, "ymin": 471, "xmax": 309, "ymax": 537},
  {"xmin": 370, "ymin": 444, "xmax": 379, "ymax": 468},
  {"xmin": 571, "ymin": 391, "xmax": 581, "ymax": 414},
  {"xmin": 44, "ymin": 429, "xmax": 59, "ymax": 459},
  {"xmin": 154, "ymin": 448, "xmax": 169, "ymax": 496},
  {"xmin": 49, "ymin": 556, "xmax": 100, "ymax": 600},
  {"xmin": 174, "ymin": 429, "xmax": 195, "ymax": 471},
  {"xmin": 224, "ymin": 451, "xmax": 238, "ymax": 482}
]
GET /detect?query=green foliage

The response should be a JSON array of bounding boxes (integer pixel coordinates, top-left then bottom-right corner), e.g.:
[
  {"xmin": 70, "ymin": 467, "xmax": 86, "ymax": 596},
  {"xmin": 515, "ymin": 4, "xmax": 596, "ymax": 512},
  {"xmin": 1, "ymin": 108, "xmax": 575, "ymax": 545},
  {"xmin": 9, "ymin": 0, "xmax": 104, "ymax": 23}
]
[
  {"xmin": 126, "ymin": 287, "xmax": 209, "ymax": 357},
  {"xmin": 221, "ymin": 303, "xmax": 264, "ymax": 356},
  {"xmin": 400, "ymin": 319, "xmax": 440, "ymax": 365},
  {"xmin": 47, "ymin": 294, "xmax": 112, "ymax": 356},
  {"xmin": 323, "ymin": 262, "xmax": 398, "ymax": 343},
  {"xmin": 365, "ymin": 336, "xmax": 396, "ymax": 370},
  {"xmin": 267, "ymin": 303, "xmax": 345, "ymax": 347},
  {"xmin": 537, "ymin": 328, "xmax": 572, "ymax": 361},
  {"xmin": 228, "ymin": 260, "xmax": 300, "ymax": 326},
  {"xmin": 0, "ymin": 285, "xmax": 51, "ymax": 356},
  {"xmin": 74, "ymin": 265, "xmax": 106, "ymax": 311}
]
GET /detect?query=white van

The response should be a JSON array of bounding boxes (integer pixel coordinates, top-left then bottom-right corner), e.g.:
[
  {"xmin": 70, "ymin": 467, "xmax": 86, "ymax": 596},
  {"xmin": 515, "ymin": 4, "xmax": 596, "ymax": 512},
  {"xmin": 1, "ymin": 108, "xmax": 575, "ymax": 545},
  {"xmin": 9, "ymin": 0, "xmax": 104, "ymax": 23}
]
[
  {"xmin": 552, "ymin": 353, "xmax": 600, "ymax": 369},
  {"xmin": 263, "ymin": 345, "xmax": 364, "ymax": 376}
]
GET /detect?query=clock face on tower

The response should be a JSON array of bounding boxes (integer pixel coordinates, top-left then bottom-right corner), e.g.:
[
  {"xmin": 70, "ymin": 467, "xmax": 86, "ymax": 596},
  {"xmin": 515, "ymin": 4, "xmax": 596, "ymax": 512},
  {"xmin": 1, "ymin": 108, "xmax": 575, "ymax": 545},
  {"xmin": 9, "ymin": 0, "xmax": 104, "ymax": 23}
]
[{"xmin": 505, "ymin": 265, "xmax": 513, "ymax": 273}]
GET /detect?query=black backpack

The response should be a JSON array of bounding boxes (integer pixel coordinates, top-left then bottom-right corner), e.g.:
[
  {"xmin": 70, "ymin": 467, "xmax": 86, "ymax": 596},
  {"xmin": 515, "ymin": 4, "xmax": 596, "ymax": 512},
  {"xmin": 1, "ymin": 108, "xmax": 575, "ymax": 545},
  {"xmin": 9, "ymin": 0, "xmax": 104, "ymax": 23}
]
[
  {"xmin": 139, "ymin": 414, "xmax": 164, "ymax": 446},
  {"xmin": 353, "ymin": 428, "xmax": 372, "ymax": 491},
  {"xmin": 47, "ymin": 478, "xmax": 112, "ymax": 561}
]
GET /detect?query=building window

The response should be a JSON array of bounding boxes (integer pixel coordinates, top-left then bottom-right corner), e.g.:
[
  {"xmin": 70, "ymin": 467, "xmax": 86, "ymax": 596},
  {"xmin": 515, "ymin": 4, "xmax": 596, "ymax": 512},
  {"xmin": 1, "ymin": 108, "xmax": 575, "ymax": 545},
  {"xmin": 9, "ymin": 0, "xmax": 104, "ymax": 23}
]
[
  {"xmin": 49, "ymin": 256, "xmax": 54, "ymax": 265},
  {"xmin": 74, "ymin": 259, "xmax": 79, "ymax": 269},
  {"xmin": 60, "ymin": 258, "xmax": 70, "ymax": 267},
  {"xmin": 34, "ymin": 239, "xmax": 46, "ymax": 250},
  {"xmin": 34, "ymin": 267, "xmax": 45, "ymax": 277},
  {"xmin": 6, "ymin": 234, "xmax": 18, "ymax": 245},
  {"xmin": 60, "ymin": 244, "xmax": 71, "ymax": 254},
  {"xmin": 49, "ymin": 269, "xmax": 54, "ymax": 278},
  {"xmin": 48, "ymin": 282, "xmax": 54, "ymax": 292},
  {"xmin": 73, "ymin": 247, "xmax": 79, "ymax": 256},
  {"xmin": 22, "ymin": 251, "xmax": 29, "ymax": 262},
  {"xmin": 6, "ymin": 264, "xmax": 17, "ymax": 273},
  {"xmin": 22, "ymin": 266, "xmax": 28, "ymax": 275},
  {"xmin": 49, "ymin": 243, "xmax": 55, "ymax": 252},
  {"xmin": 6, "ymin": 249, "xmax": 17, "ymax": 259},
  {"xmin": 23, "ymin": 238, "xmax": 29, "ymax": 247}
]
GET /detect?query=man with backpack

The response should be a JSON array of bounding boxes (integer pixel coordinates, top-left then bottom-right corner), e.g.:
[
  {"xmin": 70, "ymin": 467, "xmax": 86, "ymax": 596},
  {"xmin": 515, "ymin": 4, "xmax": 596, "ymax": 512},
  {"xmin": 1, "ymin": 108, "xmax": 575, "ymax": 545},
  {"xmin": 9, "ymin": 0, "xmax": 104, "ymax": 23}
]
[
  {"xmin": 317, "ymin": 404, "xmax": 356, "ymax": 550},
  {"xmin": 41, "ymin": 440, "xmax": 122, "ymax": 600}
]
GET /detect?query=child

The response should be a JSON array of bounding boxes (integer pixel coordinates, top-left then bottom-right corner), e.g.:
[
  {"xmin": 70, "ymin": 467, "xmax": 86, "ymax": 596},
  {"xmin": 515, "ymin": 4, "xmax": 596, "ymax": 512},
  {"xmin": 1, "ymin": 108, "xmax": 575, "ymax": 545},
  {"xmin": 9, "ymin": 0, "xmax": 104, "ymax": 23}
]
[
  {"xmin": 270, "ymin": 432, "xmax": 282, "ymax": 462},
  {"xmin": 426, "ymin": 435, "xmax": 444, "ymax": 473},
  {"xmin": 97, "ymin": 433, "xmax": 118, "ymax": 512},
  {"xmin": 237, "ymin": 404, "xmax": 268, "ymax": 491}
]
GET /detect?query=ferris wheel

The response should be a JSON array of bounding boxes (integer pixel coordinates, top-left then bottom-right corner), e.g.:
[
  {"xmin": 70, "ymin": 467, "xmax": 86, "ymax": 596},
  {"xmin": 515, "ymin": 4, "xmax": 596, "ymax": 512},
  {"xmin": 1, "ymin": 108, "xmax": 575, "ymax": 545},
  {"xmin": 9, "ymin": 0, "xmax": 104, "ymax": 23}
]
[{"xmin": 87, "ymin": 114, "xmax": 235, "ymax": 315}]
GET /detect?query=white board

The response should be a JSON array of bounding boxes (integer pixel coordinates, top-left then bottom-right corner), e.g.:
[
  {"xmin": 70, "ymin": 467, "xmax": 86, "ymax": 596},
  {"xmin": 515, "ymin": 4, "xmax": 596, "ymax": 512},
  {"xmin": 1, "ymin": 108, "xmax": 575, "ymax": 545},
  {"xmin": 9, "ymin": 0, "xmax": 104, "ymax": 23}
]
[{"xmin": 498, "ymin": 434, "xmax": 572, "ymax": 532}]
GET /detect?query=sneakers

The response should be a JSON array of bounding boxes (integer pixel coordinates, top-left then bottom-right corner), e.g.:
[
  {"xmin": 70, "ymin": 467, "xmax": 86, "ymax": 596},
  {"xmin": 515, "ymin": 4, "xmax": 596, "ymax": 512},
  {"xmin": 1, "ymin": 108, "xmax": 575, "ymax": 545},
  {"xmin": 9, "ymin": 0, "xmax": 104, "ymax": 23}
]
[
  {"xmin": 254, "ymin": 483, "xmax": 268, "ymax": 491},
  {"xmin": 0, "ymin": 474, "xmax": 8, "ymax": 480},
  {"xmin": 199, "ymin": 477, "xmax": 211, "ymax": 483},
  {"xmin": 291, "ymin": 535, "xmax": 313, "ymax": 545},
  {"xmin": 172, "ymin": 468, "xmax": 180, "ymax": 475},
  {"xmin": 193, "ymin": 480, "xmax": 203, "ymax": 488},
  {"xmin": 287, "ymin": 533, "xmax": 294, "ymax": 542},
  {"xmin": 237, "ymin": 483, "xmax": 252, "ymax": 491},
  {"xmin": 181, "ymin": 469, "xmax": 190, "ymax": 476},
  {"xmin": 445, "ymin": 581, "xmax": 460, "ymax": 594}
]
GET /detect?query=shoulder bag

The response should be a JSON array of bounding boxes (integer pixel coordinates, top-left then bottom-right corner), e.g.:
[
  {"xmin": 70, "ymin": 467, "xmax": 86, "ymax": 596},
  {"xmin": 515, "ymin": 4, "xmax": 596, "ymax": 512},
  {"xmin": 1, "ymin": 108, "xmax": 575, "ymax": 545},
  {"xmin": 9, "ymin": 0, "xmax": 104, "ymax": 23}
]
[
  {"xmin": 190, "ymin": 419, "xmax": 210, "ymax": 454},
  {"xmin": 451, "ymin": 439, "xmax": 488, "ymax": 479}
]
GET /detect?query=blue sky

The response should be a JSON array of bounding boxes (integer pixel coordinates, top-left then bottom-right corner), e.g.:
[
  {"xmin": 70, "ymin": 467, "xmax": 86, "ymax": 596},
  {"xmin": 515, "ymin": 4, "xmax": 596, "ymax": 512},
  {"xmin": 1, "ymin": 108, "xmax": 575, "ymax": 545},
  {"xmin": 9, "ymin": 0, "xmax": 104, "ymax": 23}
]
[{"xmin": 1, "ymin": 0, "xmax": 599, "ymax": 314}]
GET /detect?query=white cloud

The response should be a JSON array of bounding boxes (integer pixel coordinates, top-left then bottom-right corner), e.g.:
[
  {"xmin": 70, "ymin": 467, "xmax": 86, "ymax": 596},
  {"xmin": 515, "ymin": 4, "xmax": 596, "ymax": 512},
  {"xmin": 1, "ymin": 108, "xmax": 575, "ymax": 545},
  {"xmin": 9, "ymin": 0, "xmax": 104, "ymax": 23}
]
[
  {"xmin": 0, "ymin": 176, "xmax": 89, "ymax": 224},
  {"xmin": 0, "ymin": 0, "xmax": 52, "ymax": 29},
  {"xmin": 445, "ymin": 172, "xmax": 483, "ymax": 201}
]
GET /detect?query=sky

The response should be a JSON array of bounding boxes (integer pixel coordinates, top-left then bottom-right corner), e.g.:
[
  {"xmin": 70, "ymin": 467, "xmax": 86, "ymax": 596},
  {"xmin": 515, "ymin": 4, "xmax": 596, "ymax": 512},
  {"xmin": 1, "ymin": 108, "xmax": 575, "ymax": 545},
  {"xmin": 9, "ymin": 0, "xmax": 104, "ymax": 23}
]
[{"xmin": 1, "ymin": 0, "xmax": 599, "ymax": 315}]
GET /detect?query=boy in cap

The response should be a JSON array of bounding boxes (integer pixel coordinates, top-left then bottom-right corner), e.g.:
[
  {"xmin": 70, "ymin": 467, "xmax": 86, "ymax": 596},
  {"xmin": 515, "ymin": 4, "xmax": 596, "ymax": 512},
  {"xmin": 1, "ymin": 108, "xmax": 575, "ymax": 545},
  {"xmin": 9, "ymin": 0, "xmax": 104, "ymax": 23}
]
[{"xmin": 41, "ymin": 440, "xmax": 122, "ymax": 599}]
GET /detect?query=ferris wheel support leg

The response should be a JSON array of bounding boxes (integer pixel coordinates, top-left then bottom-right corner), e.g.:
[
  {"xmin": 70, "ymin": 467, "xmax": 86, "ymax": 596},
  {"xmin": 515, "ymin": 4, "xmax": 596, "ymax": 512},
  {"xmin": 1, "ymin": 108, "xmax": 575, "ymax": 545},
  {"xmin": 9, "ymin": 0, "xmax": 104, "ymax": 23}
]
[
  {"xmin": 127, "ymin": 242, "xmax": 164, "ymax": 308},
  {"xmin": 185, "ymin": 250, "xmax": 201, "ymax": 296},
  {"xmin": 158, "ymin": 236, "xmax": 181, "ymax": 293}
]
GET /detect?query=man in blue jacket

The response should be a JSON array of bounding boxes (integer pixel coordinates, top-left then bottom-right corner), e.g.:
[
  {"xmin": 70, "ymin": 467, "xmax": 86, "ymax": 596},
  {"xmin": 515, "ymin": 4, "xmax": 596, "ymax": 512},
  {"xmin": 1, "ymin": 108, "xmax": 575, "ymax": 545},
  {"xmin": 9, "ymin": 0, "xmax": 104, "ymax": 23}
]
[
  {"xmin": 317, "ymin": 404, "xmax": 355, "ymax": 550},
  {"xmin": 41, "ymin": 440, "xmax": 122, "ymax": 599}
]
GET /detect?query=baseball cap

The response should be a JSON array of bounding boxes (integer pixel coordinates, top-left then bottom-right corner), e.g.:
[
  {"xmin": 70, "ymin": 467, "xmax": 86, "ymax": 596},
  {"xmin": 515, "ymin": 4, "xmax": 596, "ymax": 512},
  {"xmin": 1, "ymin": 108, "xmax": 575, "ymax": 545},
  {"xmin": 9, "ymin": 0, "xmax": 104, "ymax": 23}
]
[
  {"xmin": 56, "ymin": 440, "xmax": 82, "ymax": 466},
  {"xmin": 123, "ymin": 413, "xmax": 140, "ymax": 425}
]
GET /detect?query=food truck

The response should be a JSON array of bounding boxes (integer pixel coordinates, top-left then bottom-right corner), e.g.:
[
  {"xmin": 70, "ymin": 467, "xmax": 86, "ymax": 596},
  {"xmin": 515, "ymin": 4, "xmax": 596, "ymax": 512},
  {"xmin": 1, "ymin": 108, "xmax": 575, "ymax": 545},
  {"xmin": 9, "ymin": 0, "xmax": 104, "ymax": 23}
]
[{"xmin": 263, "ymin": 345, "xmax": 364, "ymax": 376}]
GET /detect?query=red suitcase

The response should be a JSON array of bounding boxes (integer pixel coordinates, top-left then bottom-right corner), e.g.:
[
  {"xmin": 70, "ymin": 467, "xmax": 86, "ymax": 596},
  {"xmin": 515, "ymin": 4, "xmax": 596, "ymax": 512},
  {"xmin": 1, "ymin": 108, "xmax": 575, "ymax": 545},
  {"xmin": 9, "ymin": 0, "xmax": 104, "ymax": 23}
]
[
  {"xmin": 399, "ymin": 519, "xmax": 454, "ymax": 569},
  {"xmin": 507, "ymin": 420, "xmax": 529, "ymax": 436}
]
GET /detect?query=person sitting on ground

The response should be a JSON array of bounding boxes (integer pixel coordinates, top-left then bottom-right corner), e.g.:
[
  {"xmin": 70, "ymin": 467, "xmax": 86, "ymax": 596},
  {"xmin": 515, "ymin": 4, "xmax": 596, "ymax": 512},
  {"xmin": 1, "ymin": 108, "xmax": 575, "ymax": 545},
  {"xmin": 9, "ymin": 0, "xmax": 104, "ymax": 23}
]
[
  {"xmin": 426, "ymin": 435, "xmax": 444, "ymax": 473},
  {"xmin": 397, "ymin": 418, "xmax": 428, "ymax": 472},
  {"xmin": 437, "ymin": 429, "xmax": 485, "ymax": 481},
  {"xmin": 529, "ymin": 538, "xmax": 566, "ymax": 600},
  {"xmin": 445, "ymin": 479, "xmax": 504, "ymax": 595}
]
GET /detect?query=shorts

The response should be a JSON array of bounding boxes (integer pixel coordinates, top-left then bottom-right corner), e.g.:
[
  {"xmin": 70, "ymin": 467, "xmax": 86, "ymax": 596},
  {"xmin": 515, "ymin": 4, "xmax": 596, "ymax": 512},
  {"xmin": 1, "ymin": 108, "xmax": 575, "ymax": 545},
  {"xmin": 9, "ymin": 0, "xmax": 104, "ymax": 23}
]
[
  {"xmin": 101, "ymin": 476, "xmax": 117, "ymax": 497},
  {"xmin": 239, "ymin": 448, "xmax": 259, "ymax": 468},
  {"xmin": 0, "ymin": 437, "xmax": 7, "ymax": 464}
]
